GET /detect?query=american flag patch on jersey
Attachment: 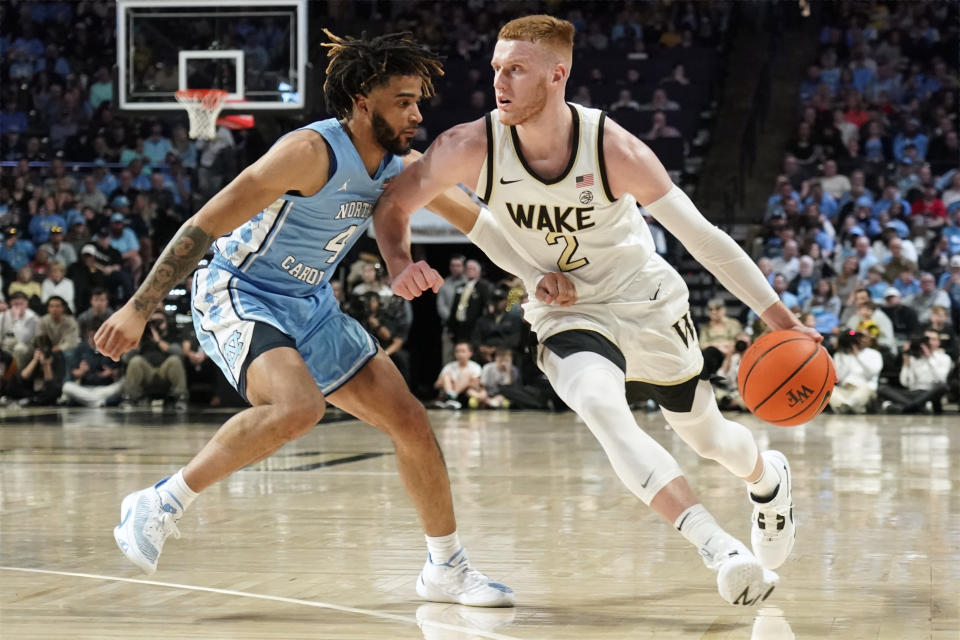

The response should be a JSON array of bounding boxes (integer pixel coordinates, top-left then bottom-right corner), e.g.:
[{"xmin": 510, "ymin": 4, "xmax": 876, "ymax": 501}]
[{"xmin": 575, "ymin": 173, "xmax": 594, "ymax": 188}]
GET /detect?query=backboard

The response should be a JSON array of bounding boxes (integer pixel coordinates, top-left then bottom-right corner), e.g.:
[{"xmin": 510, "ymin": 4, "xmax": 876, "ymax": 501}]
[{"xmin": 117, "ymin": 0, "xmax": 306, "ymax": 111}]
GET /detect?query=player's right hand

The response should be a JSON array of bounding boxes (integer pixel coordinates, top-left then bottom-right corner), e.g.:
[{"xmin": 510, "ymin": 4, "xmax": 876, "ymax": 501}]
[
  {"xmin": 94, "ymin": 302, "xmax": 149, "ymax": 361},
  {"xmin": 391, "ymin": 261, "xmax": 443, "ymax": 300},
  {"xmin": 536, "ymin": 272, "xmax": 577, "ymax": 306}
]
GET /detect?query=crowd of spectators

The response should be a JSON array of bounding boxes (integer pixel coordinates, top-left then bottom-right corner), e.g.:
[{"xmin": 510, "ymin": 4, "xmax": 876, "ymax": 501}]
[
  {"xmin": 719, "ymin": 1, "xmax": 959, "ymax": 415},
  {"xmin": 0, "ymin": 0, "xmax": 732, "ymax": 411}
]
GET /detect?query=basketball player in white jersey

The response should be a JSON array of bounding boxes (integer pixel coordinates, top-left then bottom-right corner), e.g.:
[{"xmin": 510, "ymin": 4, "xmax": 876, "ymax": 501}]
[{"xmin": 373, "ymin": 15, "xmax": 822, "ymax": 606}]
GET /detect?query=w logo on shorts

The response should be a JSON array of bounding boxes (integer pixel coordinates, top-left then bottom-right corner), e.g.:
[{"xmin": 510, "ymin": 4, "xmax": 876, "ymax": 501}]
[{"xmin": 224, "ymin": 331, "xmax": 245, "ymax": 367}]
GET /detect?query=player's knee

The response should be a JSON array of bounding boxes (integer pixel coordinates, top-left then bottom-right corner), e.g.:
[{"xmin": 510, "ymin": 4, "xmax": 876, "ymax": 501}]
[
  {"xmin": 384, "ymin": 400, "xmax": 432, "ymax": 443},
  {"xmin": 276, "ymin": 395, "xmax": 326, "ymax": 440}
]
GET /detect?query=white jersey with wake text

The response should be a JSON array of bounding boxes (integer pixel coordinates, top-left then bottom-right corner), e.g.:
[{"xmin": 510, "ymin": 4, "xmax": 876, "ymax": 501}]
[{"xmin": 476, "ymin": 102, "xmax": 657, "ymax": 304}]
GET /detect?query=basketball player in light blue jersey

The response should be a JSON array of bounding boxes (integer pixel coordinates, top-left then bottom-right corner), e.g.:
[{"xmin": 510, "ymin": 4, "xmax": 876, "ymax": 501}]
[{"xmin": 95, "ymin": 30, "xmax": 517, "ymax": 607}]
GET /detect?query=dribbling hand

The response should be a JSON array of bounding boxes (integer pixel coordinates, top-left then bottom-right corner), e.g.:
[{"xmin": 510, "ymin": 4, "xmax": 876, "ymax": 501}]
[
  {"xmin": 94, "ymin": 303, "xmax": 149, "ymax": 362},
  {"xmin": 536, "ymin": 272, "xmax": 577, "ymax": 306},
  {"xmin": 392, "ymin": 261, "xmax": 444, "ymax": 300}
]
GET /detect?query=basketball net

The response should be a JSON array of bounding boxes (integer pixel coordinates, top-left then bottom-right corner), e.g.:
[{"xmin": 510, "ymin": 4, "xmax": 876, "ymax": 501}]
[{"xmin": 175, "ymin": 89, "xmax": 228, "ymax": 140}]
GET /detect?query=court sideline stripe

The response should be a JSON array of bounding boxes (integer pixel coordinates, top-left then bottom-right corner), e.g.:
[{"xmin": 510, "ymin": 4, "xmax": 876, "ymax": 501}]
[{"xmin": 0, "ymin": 566, "xmax": 529, "ymax": 640}]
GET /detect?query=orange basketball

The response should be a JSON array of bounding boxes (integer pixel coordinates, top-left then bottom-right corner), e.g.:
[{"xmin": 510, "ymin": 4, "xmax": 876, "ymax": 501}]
[{"xmin": 737, "ymin": 330, "xmax": 836, "ymax": 426}]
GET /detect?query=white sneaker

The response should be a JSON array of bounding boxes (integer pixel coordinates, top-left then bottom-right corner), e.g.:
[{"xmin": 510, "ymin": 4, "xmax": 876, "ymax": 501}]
[
  {"xmin": 113, "ymin": 481, "xmax": 182, "ymax": 575},
  {"xmin": 702, "ymin": 535, "xmax": 779, "ymax": 606},
  {"xmin": 749, "ymin": 450, "xmax": 795, "ymax": 570},
  {"xmin": 416, "ymin": 548, "xmax": 515, "ymax": 607}
]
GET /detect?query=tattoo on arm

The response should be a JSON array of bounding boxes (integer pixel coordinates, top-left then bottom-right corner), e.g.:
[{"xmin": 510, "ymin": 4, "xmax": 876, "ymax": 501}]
[{"xmin": 132, "ymin": 225, "xmax": 215, "ymax": 314}]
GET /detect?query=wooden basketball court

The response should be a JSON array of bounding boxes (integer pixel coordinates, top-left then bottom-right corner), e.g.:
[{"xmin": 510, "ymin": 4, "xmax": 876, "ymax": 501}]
[{"xmin": 1, "ymin": 405, "xmax": 957, "ymax": 639}]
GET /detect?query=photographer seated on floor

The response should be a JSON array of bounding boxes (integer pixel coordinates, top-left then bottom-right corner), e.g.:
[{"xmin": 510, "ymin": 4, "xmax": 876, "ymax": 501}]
[
  {"xmin": 60, "ymin": 319, "xmax": 123, "ymax": 408},
  {"xmin": 6, "ymin": 334, "xmax": 65, "ymax": 407},
  {"xmin": 121, "ymin": 308, "xmax": 188, "ymax": 411},
  {"xmin": 878, "ymin": 329, "xmax": 952, "ymax": 414}
]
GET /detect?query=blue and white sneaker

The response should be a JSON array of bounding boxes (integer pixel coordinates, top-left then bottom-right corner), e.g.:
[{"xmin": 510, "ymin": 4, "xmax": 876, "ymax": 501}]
[
  {"xmin": 416, "ymin": 548, "xmax": 515, "ymax": 607},
  {"xmin": 113, "ymin": 480, "xmax": 182, "ymax": 575},
  {"xmin": 749, "ymin": 450, "xmax": 795, "ymax": 570}
]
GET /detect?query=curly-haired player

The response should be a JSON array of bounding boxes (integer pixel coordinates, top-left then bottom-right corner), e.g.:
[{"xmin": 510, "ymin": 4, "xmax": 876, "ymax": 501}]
[{"xmin": 97, "ymin": 30, "xmax": 514, "ymax": 607}]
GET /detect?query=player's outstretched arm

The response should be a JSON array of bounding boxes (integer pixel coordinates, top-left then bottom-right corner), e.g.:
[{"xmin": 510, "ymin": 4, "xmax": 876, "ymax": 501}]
[
  {"xmin": 95, "ymin": 130, "xmax": 331, "ymax": 360},
  {"xmin": 601, "ymin": 117, "xmax": 819, "ymax": 341}
]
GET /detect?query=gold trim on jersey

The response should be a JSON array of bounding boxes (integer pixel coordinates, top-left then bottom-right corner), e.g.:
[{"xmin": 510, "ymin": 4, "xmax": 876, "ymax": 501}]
[{"xmin": 625, "ymin": 368, "xmax": 705, "ymax": 387}]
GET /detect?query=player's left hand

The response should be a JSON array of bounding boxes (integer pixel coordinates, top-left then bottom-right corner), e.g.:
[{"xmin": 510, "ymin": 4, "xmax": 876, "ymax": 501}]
[
  {"xmin": 786, "ymin": 324, "xmax": 822, "ymax": 343},
  {"xmin": 536, "ymin": 272, "xmax": 577, "ymax": 306},
  {"xmin": 760, "ymin": 302, "xmax": 822, "ymax": 343},
  {"xmin": 391, "ymin": 261, "xmax": 443, "ymax": 300}
]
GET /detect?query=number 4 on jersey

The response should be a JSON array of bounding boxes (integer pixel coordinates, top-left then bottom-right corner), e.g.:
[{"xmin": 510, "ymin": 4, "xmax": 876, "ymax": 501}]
[
  {"xmin": 545, "ymin": 232, "xmax": 589, "ymax": 272},
  {"xmin": 325, "ymin": 225, "xmax": 358, "ymax": 263}
]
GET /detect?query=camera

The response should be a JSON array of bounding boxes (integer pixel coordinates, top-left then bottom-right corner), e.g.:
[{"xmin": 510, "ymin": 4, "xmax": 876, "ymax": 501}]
[{"xmin": 907, "ymin": 335, "xmax": 929, "ymax": 357}]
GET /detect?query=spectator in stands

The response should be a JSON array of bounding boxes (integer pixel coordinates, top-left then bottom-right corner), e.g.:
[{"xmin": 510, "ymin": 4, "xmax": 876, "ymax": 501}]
[
  {"xmin": 882, "ymin": 287, "xmax": 919, "ymax": 346},
  {"xmin": 926, "ymin": 301, "xmax": 958, "ymax": 362},
  {"xmin": 103, "ymin": 213, "xmax": 141, "ymax": 283},
  {"xmin": 819, "ymin": 160, "xmax": 852, "ymax": 200},
  {"xmin": 35, "ymin": 295, "xmax": 79, "ymax": 357},
  {"xmin": 40, "ymin": 261, "xmax": 74, "ymax": 312},
  {"xmin": 42, "ymin": 158, "xmax": 77, "ymax": 194},
  {"xmin": 659, "ymin": 63, "xmax": 690, "ymax": 87},
  {"xmin": 771, "ymin": 273, "xmax": 800, "ymax": 312},
  {"xmin": 143, "ymin": 123, "xmax": 173, "ymax": 166},
  {"xmin": 698, "ymin": 298, "xmax": 741, "ymax": 355},
  {"xmin": 9, "ymin": 265, "xmax": 42, "ymax": 308},
  {"xmin": 170, "ymin": 124, "xmax": 197, "ymax": 170},
  {"xmin": 893, "ymin": 266, "xmax": 921, "ymax": 300},
  {"xmin": 881, "ymin": 237, "xmax": 918, "ymax": 283},
  {"xmin": 0, "ymin": 226, "xmax": 35, "ymax": 270},
  {"xmin": 861, "ymin": 264, "xmax": 890, "ymax": 302},
  {"xmin": 361, "ymin": 292, "xmax": 411, "ymax": 386},
  {"xmin": 880, "ymin": 330, "xmax": 951, "ymax": 414},
  {"xmin": 639, "ymin": 88, "xmax": 679, "ymax": 111},
  {"xmin": 350, "ymin": 261, "xmax": 393, "ymax": 301},
  {"xmin": 88, "ymin": 67, "xmax": 113, "ymax": 109},
  {"xmin": 60, "ymin": 319, "xmax": 123, "ymax": 408},
  {"xmin": 643, "ymin": 111, "xmax": 682, "ymax": 139},
  {"xmin": 610, "ymin": 89, "xmax": 640, "ymax": 113},
  {"xmin": 76, "ymin": 287, "xmax": 113, "ymax": 335},
  {"xmin": 771, "ymin": 239, "xmax": 800, "ymax": 282},
  {"xmin": 942, "ymin": 172, "xmax": 960, "ymax": 210},
  {"xmin": 122, "ymin": 309, "xmax": 188, "ymax": 411},
  {"xmin": 27, "ymin": 200, "xmax": 66, "ymax": 246},
  {"xmin": 830, "ymin": 329, "xmax": 883, "ymax": 414},
  {"xmin": 436, "ymin": 255, "xmax": 466, "ymax": 364},
  {"xmin": 788, "ymin": 121, "xmax": 820, "ymax": 170},
  {"xmin": 447, "ymin": 259, "xmax": 492, "ymax": 344},
  {"xmin": 471, "ymin": 348, "xmax": 519, "ymax": 409},
  {"xmin": 910, "ymin": 272, "xmax": 952, "ymax": 324},
  {"xmin": 77, "ymin": 175, "xmax": 107, "ymax": 214},
  {"xmin": 39, "ymin": 225, "xmax": 76, "ymax": 267},
  {"xmin": 433, "ymin": 341, "xmax": 481, "ymax": 410},
  {"xmin": 0, "ymin": 292, "xmax": 38, "ymax": 367},
  {"xmin": 845, "ymin": 288, "xmax": 896, "ymax": 350},
  {"xmin": 928, "ymin": 130, "xmax": 958, "ymax": 176},
  {"xmin": 893, "ymin": 118, "xmax": 929, "ymax": 162},
  {"xmin": 7, "ymin": 334, "xmax": 64, "ymax": 407},
  {"xmin": 789, "ymin": 255, "xmax": 818, "ymax": 306},
  {"xmin": 912, "ymin": 185, "xmax": 947, "ymax": 225},
  {"xmin": 472, "ymin": 286, "xmax": 524, "ymax": 364}
]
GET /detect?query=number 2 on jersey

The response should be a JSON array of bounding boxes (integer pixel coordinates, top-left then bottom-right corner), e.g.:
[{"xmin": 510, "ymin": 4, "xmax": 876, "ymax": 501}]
[
  {"xmin": 325, "ymin": 225, "xmax": 358, "ymax": 263},
  {"xmin": 545, "ymin": 232, "xmax": 589, "ymax": 272}
]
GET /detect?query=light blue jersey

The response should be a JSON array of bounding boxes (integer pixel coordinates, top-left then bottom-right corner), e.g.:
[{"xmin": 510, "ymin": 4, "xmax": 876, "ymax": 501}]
[
  {"xmin": 193, "ymin": 119, "xmax": 403, "ymax": 398},
  {"xmin": 210, "ymin": 118, "xmax": 403, "ymax": 294}
]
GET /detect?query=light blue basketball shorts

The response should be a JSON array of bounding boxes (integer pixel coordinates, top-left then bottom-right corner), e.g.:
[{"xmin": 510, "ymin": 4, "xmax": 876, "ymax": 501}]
[{"xmin": 192, "ymin": 263, "xmax": 376, "ymax": 400}]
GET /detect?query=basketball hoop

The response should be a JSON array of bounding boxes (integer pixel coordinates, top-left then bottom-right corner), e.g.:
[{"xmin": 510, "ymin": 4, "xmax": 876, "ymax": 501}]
[{"xmin": 175, "ymin": 89, "xmax": 228, "ymax": 140}]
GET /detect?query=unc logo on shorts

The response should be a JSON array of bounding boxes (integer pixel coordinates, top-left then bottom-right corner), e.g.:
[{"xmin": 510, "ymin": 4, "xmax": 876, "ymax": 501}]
[{"xmin": 224, "ymin": 330, "xmax": 245, "ymax": 368}]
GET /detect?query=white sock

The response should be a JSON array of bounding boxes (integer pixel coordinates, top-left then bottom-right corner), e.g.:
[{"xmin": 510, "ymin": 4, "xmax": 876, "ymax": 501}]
[
  {"xmin": 425, "ymin": 531, "xmax": 461, "ymax": 564},
  {"xmin": 674, "ymin": 504, "xmax": 724, "ymax": 550},
  {"xmin": 749, "ymin": 457, "xmax": 780, "ymax": 501},
  {"xmin": 157, "ymin": 469, "xmax": 198, "ymax": 516}
]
